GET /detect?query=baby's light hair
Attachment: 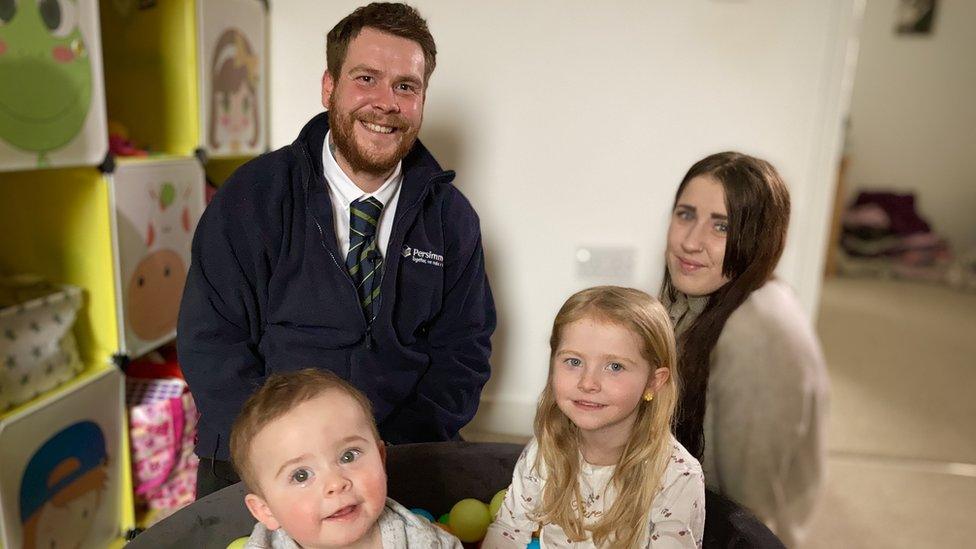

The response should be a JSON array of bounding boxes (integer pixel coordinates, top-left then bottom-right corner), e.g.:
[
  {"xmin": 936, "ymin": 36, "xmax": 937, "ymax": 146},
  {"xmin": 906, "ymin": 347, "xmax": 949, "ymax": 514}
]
[
  {"xmin": 533, "ymin": 286, "xmax": 680, "ymax": 547},
  {"xmin": 229, "ymin": 369, "xmax": 380, "ymax": 495}
]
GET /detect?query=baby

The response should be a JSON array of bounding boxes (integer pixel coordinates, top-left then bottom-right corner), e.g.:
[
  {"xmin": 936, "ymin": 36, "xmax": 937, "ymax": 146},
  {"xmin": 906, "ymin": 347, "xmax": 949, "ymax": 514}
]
[{"xmin": 230, "ymin": 369, "xmax": 460, "ymax": 548}]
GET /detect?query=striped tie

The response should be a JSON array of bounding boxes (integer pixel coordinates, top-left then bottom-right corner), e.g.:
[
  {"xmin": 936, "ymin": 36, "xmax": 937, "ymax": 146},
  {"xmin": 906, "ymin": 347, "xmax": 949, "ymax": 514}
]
[{"xmin": 346, "ymin": 197, "xmax": 384, "ymax": 323}]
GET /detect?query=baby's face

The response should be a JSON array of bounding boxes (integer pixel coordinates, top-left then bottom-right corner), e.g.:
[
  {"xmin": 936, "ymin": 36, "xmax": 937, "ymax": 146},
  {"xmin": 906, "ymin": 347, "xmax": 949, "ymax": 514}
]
[{"xmin": 245, "ymin": 390, "xmax": 387, "ymax": 548}]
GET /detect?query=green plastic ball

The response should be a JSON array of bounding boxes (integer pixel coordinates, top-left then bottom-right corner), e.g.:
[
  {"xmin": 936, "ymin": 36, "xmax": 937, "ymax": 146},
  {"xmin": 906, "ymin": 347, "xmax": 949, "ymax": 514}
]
[
  {"xmin": 489, "ymin": 488, "xmax": 507, "ymax": 518},
  {"xmin": 449, "ymin": 498, "xmax": 492, "ymax": 542},
  {"xmin": 226, "ymin": 537, "xmax": 249, "ymax": 549},
  {"xmin": 438, "ymin": 513, "xmax": 450, "ymax": 524}
]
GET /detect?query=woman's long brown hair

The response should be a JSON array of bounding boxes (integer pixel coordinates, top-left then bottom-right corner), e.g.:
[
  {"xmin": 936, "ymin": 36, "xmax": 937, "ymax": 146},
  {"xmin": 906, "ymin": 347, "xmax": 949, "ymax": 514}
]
[{"xmin": 661, "ymin": 152, "xmax": 791, "ymax": 458}]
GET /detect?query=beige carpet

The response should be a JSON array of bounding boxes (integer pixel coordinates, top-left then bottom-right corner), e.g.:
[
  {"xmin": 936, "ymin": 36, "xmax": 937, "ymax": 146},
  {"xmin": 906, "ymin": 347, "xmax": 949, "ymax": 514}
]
[{"xmin": 803, "ymin": 277, "xmax": 976, "ymax": 549}]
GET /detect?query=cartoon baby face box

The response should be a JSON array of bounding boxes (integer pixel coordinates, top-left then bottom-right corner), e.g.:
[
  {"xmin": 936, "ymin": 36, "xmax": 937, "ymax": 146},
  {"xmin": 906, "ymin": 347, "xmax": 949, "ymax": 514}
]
[{"xmin": 109, "ymin": 158, "xmax": 205, "ymax": 358}]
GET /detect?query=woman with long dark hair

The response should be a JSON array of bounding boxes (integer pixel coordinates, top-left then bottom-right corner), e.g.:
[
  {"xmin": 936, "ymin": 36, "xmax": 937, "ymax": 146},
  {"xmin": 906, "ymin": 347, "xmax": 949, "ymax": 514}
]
[{"xmin": 661, "ymin": 152, "xmax": 829, "ymax": 546}]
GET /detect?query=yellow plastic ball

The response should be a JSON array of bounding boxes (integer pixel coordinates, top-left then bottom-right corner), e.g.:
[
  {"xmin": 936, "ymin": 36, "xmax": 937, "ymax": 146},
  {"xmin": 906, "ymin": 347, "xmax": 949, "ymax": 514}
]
[
  {"xmin": 489, "ymin": 488, "xmax": 507, "ymax": 518},
  {"xmin": 226, "ymin": 536, "xmax": 249, "ymax": 549},
  {"xmin": 449, "ymin": 498, "xmax": 492, "ymax": 542}
]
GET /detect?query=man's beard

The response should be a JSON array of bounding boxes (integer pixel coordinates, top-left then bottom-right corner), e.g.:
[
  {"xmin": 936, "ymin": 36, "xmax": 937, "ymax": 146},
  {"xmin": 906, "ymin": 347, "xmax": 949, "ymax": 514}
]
[{"xmin": 327, "ymin": 97, "xmax": 419, "ymax": 176}]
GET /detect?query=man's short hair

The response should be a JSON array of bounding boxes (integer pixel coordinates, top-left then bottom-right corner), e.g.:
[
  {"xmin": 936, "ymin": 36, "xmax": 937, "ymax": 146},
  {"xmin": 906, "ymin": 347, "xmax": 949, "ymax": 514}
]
[
  {"xmin": 326, "ymin": 2, "xmax": 437, "ymax": 83},
  {"xmin": 229, "ymin": 369, "xmax": 381, "ymax": 494}
]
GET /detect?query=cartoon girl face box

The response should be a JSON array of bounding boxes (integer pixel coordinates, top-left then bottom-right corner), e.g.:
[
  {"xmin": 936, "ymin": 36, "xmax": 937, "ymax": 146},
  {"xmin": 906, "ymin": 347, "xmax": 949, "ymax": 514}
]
[{"xmin": 198, "ymin": 0, "xmax": 267, "ymax": 157}]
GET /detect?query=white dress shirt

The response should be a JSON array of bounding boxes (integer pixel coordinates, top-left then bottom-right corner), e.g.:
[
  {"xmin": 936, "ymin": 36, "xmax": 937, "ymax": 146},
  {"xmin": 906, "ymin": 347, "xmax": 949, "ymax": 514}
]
[{"xmin": 322, "ymin": 130, "xmax": 403, "ymax": 259}]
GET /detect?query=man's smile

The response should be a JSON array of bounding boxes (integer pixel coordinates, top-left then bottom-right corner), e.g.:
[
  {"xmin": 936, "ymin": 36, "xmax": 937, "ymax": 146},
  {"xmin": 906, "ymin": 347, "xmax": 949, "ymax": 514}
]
[{"xmin": 360, "ymin": 121, "xmax": 396, "ymax": 134}]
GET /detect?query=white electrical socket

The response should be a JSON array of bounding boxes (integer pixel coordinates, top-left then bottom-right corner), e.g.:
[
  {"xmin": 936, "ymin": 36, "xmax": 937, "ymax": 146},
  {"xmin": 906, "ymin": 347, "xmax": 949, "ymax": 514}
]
[{"xmin": 576, "ymin": 246, "xmax": 636, "ymax": 281}]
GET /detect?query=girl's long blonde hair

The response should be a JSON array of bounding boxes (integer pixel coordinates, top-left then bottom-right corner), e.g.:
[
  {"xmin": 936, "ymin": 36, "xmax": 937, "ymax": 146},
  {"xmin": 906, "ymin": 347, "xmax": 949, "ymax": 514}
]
[{"xmin": 533, "ymin": 286, "xmax": 680, "ymax": 547}]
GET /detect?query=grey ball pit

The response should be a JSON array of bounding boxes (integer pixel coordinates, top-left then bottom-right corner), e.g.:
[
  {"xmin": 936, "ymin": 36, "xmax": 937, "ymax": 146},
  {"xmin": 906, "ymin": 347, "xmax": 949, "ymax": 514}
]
[{"xmin": 126, "ymin": 441, "xmax": 783, "ymax": 548}]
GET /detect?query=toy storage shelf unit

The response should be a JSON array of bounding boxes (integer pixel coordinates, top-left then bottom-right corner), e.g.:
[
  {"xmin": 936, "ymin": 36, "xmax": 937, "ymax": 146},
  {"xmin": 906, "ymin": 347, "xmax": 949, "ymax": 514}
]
[
  {"xmin": 0, "ymin": 157, "xmax": 206, "ymax": 366},
  {"xmin": 100, "ymin": 0, "xmax": 268, "ymax": 184},
  {"xmin": 0, "ymin": 0, "xmax": 268, "ymax": 544},
  {"xmin": 0, "ymin": 155, "xmax": 205, "ymax": 545},
  {"xmin": 0, "ymin": 0, "xmax": 268, "ymax": 171}
]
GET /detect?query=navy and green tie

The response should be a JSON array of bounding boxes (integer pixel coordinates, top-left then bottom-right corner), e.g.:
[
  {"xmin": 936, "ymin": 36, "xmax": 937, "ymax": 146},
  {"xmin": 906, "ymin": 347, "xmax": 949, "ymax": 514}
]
[{"xmin": 346, "ymin": 197, "xmax": 384, "ymax": 323}]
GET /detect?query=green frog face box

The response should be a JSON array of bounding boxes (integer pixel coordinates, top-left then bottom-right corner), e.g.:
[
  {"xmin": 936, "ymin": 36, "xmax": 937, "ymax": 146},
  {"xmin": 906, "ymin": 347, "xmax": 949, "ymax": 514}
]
[{"xmin": 0, "ymin": 0, "xmax": 96, "ymax": 166}]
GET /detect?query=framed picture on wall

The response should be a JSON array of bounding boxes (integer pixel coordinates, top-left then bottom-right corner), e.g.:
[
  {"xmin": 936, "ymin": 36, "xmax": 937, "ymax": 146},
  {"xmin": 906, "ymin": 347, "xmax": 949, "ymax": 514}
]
[{"xmin": 896, "ymin": 0, "xmax": 938, "ymax": 35}]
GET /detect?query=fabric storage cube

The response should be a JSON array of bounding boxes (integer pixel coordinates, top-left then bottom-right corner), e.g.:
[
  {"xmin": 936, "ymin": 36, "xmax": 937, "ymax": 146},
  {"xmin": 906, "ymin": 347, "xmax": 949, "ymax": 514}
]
[
  {"xmin": 0, "ymin": 0, "xmax": 108, "ymax": 171},
  {"xmin": 0, "ymin": 277, "xmax": 85, "ymax": 411},
  {"xmin": 109, "ymin": 158, "xmax": 206, "ymax": 358},
  {"xmin": 198, "ymin": 0, "xmax": 268, "ymax": 158},
  {"xmin": 0, "ymin": 367, "xmax": 124, "ymax": 548}
]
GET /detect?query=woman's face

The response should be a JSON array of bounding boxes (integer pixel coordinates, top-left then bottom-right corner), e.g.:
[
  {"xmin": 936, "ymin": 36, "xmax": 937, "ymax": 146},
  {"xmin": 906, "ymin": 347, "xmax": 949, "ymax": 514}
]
[{"xmin": 666, "ymin": 175, "xmax": 731, "ymax": 296}]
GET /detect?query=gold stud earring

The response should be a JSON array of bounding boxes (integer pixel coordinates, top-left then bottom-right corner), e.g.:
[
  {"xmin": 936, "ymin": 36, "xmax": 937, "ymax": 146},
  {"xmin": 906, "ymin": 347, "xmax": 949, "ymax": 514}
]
[{"xmin": 643, "ymin": 392, "xmax": 654, "ymax": 402}]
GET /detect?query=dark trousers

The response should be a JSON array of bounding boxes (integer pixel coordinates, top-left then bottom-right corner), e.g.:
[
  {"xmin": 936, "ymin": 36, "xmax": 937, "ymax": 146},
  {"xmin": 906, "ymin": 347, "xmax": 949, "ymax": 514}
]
[{"xmin": 195, "ymin": 457, "xmax": 241, "ymax": 499}]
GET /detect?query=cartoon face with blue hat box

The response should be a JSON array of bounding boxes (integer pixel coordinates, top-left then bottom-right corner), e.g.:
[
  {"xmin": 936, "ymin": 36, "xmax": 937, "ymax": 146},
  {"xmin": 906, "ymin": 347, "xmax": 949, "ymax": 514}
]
[{"xmin": 19, "ymin": 421, "xmax": 109, "ymax": 549}]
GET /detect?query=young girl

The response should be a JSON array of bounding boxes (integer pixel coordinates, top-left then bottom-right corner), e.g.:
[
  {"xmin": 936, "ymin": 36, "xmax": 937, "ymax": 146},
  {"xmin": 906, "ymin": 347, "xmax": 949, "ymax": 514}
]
[{"xmin": 484, "ymin": 287, "xmax": 705, "ymax": 548}]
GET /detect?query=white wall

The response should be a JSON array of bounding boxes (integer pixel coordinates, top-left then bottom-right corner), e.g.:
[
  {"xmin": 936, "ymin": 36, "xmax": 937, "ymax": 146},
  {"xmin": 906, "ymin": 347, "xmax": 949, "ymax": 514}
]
[
  {"xmin": 846, "ymin": 0, "xmax": 976, "ymax": 251},
  {"xmin": 270, "ymin": 0, "xmax": 861, "ymax": 436}
]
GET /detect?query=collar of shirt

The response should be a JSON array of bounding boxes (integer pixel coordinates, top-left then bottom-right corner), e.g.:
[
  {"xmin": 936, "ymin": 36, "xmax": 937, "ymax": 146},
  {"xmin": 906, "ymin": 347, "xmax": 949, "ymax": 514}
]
[
  {"xmin": 322, "ymin": 129, "xmax": 403, "ymax": 209},
  {"xmin": 664, "ymin": 290, "xmax": 710, "ymax": 339}
]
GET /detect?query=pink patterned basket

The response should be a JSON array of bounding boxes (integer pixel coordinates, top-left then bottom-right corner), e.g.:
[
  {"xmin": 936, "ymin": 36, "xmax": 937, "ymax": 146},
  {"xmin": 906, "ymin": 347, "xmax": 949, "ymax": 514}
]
[{"xmin": 127, "ymin": 377, "xmax": 199, "ymax": 524}]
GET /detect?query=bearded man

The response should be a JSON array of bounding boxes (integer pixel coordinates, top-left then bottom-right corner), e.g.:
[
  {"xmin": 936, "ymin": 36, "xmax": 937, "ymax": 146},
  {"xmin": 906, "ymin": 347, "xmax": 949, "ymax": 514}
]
[{"xmin": 178, "ymin": 3, "xmax": 496, "ymax": 498}]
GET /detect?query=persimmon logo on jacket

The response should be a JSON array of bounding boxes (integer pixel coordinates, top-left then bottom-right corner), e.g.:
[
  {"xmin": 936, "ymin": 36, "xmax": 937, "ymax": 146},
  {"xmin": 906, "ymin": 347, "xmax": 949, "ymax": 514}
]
[{"xmin": 402, "ymin": 245, "xmax": 443, "ymax": 267}]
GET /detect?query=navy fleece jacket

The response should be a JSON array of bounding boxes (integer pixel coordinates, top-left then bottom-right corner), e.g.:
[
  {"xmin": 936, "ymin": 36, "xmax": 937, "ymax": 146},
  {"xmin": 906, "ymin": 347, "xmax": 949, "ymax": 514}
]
[{"xmin": 177, "ymin": 112, "xmax": 496, "ymax": 460}]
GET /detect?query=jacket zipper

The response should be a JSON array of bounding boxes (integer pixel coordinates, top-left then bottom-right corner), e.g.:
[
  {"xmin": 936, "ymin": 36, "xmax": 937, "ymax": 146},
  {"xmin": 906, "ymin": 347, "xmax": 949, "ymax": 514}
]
[{"xmin": 301, "ymin": 143, "xmax": 451, "ymax": 349}]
